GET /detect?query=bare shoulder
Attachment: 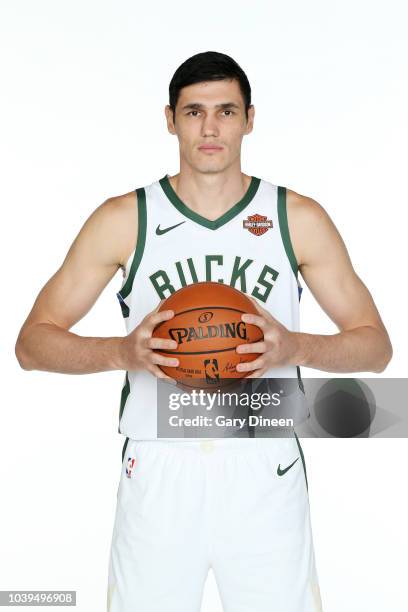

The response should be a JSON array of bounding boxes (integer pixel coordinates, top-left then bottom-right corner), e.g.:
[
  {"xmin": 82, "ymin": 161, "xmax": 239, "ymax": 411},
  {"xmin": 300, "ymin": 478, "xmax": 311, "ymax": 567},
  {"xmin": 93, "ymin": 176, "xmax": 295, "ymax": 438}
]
[
  {"xmin": 286, "ymin": 188, "xmax": 328, "ymax": 226},
  {"xmin": 285, "ymin": 187, "xmax": 345, "ymax": 268},
  {"xmin": 93, "ymin": 189, "xmax": 138, "ymax": 269}
]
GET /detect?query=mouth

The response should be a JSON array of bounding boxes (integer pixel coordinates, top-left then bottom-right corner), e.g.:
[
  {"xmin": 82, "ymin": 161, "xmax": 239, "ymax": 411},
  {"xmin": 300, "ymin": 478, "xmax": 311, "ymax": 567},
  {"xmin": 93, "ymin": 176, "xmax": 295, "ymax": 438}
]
[{"xmin": 198, "ymin": 145, "xmax": 224, "ymax": 153}]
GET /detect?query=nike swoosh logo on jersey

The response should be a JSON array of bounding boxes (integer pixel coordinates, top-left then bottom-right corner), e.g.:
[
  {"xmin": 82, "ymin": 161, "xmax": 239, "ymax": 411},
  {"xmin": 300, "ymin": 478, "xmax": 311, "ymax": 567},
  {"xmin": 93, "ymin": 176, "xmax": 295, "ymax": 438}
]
[
  {"xmin": 156, "ymin": 221, "xmax": 186, "ymax": 235},
  {"xmin": 277, "ymin": 457, "xmax": 300, "ymax": 476}
]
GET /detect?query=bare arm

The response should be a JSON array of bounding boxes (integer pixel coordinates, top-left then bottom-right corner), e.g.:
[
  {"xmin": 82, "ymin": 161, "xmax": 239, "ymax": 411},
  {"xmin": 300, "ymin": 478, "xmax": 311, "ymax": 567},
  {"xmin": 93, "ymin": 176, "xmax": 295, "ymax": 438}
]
[
  {"xmin": 15, "ymin": 195, "xmax": 132, "ymax": 373},
  {"xmin": 14, "ymin": 193, "xmax": 179, "ymax": 379},
  {"xmin": 289, "ymin": 191, "xmax": 393, "ymax": 373},
  {"xmin": 237, "ymin": 191, "xmax": 392, "ymax": 376}
]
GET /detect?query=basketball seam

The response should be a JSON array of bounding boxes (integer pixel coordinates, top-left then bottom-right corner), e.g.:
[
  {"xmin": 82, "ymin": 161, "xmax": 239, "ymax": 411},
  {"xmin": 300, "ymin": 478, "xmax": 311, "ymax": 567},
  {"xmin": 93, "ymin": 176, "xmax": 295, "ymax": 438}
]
[
  {"xmin": 154, "ymin": 305, "xmax": 258, "ymax": 331},
  {"xmin": 156, "ymin": 335, "xmax": 264, "ymax": 355}
]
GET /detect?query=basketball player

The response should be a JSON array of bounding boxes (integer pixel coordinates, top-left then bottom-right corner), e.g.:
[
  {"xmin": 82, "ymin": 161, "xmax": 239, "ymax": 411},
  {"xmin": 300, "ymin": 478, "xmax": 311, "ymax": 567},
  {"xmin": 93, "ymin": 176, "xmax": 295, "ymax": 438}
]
[{"xmin": 15, "ymin": 51, "xmax": 392, "ymax": 612}]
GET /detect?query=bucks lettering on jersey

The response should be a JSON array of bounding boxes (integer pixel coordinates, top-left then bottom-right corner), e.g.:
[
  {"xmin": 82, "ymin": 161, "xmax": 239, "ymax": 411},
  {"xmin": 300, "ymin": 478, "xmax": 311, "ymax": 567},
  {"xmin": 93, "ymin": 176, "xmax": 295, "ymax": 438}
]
[
  {"xmin": 149, "ymin": 255, "xmax": 279, "ymax": 303},
  {"xmin": 116, "ymin": 174, "xmax": 306, "ymax": 440}
]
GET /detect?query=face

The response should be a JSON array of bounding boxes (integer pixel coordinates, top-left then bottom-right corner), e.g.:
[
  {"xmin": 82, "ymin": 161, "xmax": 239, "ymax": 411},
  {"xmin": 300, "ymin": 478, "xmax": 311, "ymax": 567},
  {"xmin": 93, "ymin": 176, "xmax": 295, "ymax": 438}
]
[{"xmin": 165, "ymin": 78, "xmax": 254, "ymax": 174}]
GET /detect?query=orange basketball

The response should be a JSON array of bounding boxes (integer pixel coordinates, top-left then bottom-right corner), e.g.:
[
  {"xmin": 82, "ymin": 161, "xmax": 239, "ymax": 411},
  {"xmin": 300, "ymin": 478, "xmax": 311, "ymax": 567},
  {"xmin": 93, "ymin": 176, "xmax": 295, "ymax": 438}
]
[{"xmin": 152, "ymin": 281, "xmax": 263, "ymax": 388}]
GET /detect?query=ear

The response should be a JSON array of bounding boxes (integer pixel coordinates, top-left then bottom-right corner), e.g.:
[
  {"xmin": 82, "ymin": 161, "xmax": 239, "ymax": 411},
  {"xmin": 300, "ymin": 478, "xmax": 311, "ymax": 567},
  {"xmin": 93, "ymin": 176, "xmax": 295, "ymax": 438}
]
[
  {"xmin": 164, "ymin": 104, "xmax": 176, "ymax": 135},
  {"xmin": 245, "ymin": 104, "xmax": 255, "ymax": 135}
]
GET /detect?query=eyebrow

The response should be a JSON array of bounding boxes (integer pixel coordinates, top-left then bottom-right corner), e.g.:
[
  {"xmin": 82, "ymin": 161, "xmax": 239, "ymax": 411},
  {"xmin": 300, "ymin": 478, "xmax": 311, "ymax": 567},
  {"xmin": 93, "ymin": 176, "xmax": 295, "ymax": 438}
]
[{"xmin": 180, "ymin": 102, "xmax": 241, "ymax": 111}]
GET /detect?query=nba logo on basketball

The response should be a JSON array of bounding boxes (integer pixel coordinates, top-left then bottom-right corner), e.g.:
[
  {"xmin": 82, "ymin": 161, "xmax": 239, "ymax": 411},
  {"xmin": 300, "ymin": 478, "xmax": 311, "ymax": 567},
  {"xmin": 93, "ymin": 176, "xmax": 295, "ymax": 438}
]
[
  {"xmin": 204, "ymin": 358, "xmax": 220, "ymax": 383},
  {"xmin": 126, "ymin": 457, "xmax": 135, "ymax": 478}
]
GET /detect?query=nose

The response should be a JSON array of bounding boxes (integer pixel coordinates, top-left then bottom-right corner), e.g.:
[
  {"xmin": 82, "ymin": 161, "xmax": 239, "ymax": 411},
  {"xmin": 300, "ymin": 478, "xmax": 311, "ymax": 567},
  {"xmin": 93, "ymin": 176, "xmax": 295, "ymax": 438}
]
[{"xmin": 201, "ymin": 114, "xmax": 219, "ymax": 137}]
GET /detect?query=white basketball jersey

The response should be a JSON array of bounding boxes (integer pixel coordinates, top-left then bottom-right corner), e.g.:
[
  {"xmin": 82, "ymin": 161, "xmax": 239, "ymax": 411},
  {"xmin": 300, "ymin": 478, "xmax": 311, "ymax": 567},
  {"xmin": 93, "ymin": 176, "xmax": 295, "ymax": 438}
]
[{"xmin": 116, "ymin": 174, "xmax": 305, "ymax": 440}]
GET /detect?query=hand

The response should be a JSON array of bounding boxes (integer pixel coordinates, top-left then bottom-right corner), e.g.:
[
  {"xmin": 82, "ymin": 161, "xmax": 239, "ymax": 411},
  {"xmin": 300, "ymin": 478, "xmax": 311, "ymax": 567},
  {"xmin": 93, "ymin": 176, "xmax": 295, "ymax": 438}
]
[
  {"xmin": 235, "ymin": 296, "xmax": 300, "ymax": 378},
  {"xmin": 119, "ymin": 300, "xmax": 179, "ymax": 382}
]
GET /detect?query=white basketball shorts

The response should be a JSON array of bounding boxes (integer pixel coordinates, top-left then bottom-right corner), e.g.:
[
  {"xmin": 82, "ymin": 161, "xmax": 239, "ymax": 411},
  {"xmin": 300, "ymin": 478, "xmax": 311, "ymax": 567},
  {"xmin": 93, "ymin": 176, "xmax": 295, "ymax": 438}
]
[{"xmin": 107, "ymin": 433, "xmax": 323, "ymax": 612}]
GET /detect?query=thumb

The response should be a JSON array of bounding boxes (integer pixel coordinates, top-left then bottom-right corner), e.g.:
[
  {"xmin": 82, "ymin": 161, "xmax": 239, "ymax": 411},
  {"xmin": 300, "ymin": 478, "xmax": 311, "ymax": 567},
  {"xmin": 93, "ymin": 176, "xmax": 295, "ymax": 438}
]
[
  {"xmin": 154, "ymin": 299, "xmax": 166, "ymax": 313},
  {"xmin": 247, "ymin": 295, "xmax": 277, "ymax": 321}
]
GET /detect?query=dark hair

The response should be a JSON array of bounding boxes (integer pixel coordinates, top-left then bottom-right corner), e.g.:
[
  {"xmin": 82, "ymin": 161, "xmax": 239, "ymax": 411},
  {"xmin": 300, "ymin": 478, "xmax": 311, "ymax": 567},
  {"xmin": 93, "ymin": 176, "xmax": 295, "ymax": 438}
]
[{"xmin": 169, "ymin": 51, "xmax": 252, "ymax": 121}]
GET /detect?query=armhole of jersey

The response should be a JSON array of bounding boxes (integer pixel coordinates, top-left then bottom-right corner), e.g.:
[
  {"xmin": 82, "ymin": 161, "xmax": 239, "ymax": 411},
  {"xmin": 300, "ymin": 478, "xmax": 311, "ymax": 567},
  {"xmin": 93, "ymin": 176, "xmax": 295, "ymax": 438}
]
[
  {"xmin": 277, "ymin": 186, "xmax": 299, "ymax": 280},
  {"xmin": 118, "ymin": 187, "xmax": 147, "ymax": 301}
]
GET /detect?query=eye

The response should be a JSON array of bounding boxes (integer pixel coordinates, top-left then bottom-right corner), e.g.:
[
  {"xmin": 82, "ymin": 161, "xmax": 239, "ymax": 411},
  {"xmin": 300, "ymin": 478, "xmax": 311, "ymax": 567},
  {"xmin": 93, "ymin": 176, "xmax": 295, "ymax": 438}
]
[{"xmin": 186, "ymin": 109, "xmax": 235, "ymax": 117}]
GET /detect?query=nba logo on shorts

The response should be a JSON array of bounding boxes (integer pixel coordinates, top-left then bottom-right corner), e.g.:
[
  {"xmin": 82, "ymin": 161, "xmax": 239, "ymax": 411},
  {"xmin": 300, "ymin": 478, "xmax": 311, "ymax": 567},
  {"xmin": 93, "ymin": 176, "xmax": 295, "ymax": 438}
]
[{"xmin": 126, "ymin": 457, "xmax": 135, "ymax": 478}]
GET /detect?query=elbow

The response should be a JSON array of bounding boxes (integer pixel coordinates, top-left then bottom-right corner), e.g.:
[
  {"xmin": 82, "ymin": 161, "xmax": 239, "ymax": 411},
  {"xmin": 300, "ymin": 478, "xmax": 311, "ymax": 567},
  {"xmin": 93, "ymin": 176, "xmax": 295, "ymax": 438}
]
[
  {"xmin": 15, "ymin": 336, "xmax": 33, "ymax": 371},
  {"xmin": 372, "ymin": 338, "xmax": 393, "ymax": 373}
]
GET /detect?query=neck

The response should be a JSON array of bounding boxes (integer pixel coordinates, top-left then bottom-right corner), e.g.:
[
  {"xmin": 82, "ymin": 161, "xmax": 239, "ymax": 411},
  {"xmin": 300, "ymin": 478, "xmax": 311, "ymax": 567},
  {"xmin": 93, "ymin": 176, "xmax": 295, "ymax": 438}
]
[{"xmin": 168, "ymin": 165, "xmax": 252, "ymax": 221}]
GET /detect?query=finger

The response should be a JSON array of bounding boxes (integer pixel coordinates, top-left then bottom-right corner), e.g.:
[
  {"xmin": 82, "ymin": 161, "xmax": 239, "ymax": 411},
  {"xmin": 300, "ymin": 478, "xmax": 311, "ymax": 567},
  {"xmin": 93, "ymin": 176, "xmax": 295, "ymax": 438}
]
[
  {"xmin": 145, "ymin": 308, "xmax": 176, "ymax": 332},
  {"xmin": 148, "ymin": 363, "xmax": 177, "ymax": 384},
  {"xmin": 247, "ymin": 295, "xmax": 265, "ymax": 313},
  {"xmin": 150, "ymin": 352, "xmax": 180, "ymax": 368},
  {"xmin": 236, "ymin": 341, "xmax": 266, "ymax": 354},
  {"xmin": 247, "ymin": 297, "xmax": 280, "ymax": 324},
  {"xmin": 236, "ymin": 357, "xmax": 264, "ymax": 372},
  {"xmin": 141, "ymin": 300, "xmax": 168, "ymax": 323},
  {"xmin": 243, "ymin": 367, "xmax": 267, "ymax": 379},
  {"xmin": 146, "ymin": 337, "xmax": 178, "ymax": 351},
  {"xmin": 248, "ymin": 296, "xmax": 276, "ymax": 318},
  {"xmin": 241, "ymin": 312, "xmax": 268, "ymax": 329}
]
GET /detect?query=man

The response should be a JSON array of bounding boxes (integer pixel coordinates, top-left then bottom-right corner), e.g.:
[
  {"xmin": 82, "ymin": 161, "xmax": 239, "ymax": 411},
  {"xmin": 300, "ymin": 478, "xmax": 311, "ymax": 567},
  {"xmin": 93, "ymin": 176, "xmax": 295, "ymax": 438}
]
[{"xmin": 15, "ymin": 51, "xmax": 392, "ymax": 611}]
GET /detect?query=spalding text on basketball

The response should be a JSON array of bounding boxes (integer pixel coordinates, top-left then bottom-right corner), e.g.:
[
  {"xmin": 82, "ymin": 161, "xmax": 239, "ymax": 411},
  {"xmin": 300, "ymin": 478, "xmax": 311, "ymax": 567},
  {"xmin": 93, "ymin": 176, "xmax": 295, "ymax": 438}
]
[{"xmin": 168, "ymin": 321, "xmax": 248, "ymax": 344}]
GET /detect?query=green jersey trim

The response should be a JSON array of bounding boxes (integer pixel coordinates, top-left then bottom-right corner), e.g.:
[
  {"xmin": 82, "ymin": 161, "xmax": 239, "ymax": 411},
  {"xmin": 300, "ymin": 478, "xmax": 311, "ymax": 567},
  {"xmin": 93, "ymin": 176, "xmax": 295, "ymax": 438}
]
[
  {"xmin": 158, "ymin": 174, "xmax": 261, "ymax": 230},
  {"xmin": 118, "ymin": 371, "xmax": 130, "ymax": 433},
  {"xmin": 277, "ymin": 186, "xmax": 298, "ymax": 279},
  {"xmin": 118, "ymin": 187, "xmax": 147, "ymax": 300},
  {"xmin": 294, "ymin": 430, "xmax": 309, "ymax": 492}
]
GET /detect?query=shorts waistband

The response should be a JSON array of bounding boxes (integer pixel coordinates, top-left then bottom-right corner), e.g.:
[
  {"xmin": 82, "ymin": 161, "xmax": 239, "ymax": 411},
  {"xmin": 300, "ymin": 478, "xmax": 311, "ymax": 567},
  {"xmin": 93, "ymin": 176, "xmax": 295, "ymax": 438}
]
[{"xmin": 124, "ymin": 433, "xmax": 297, "ymax": 455}]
